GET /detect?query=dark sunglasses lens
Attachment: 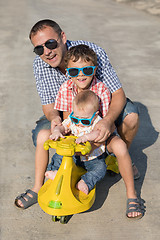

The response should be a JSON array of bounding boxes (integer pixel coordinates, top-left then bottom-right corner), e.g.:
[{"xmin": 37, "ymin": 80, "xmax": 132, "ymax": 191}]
[
  {"xmin": 68, "ymin": 68, "xmax": 79, "ymax": 77},
  {"xmin": 45, "ymin": 39, "xmax": 58, "ymax": 49},
  {"xmin": 83, "ymin": 67, "xmax": 94, "ymax": 76},
  {"xmin": 81, "ymin": 119, "xmax": 90, "ymax": 125},
  {"xmin": 71, "ymin": 117, "xmax": 79, "ymax": 124},
  {"xmin": 34, "ymin": 46, "xmax": 44, "ymax": 56}
]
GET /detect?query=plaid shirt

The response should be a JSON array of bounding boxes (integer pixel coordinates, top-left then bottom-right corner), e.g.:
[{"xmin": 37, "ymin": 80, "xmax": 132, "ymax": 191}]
[
  {"xmin": 33, "ymin": 40, "xmax": 121, "ymax": 105},
  {"xmin": 54, "ymin": 76, "xmax": 111, "ymax": 117}
]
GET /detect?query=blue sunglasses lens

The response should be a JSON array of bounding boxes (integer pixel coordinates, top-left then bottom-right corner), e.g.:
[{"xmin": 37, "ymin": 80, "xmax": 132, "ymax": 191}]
[
  {"xmin": 70, "ymin": 116, "xmax": 79, "ymax": 124},
  {"xmin": 83, "ymin": 67, "xmax": 94, "ymax": 76},
  {"xmin": 68, "ymin": 68, "xmax": 79, "ymax": 77}
]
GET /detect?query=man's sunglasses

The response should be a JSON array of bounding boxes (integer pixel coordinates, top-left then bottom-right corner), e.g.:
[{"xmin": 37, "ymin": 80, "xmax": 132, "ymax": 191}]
[
  {"xmin": 69, "ymin": 111, "xmax": 96, "ymax": 126},
  {"xmin": 66, "ymin": 66, "xmax": 96, "ymax": 78},
  {"xmin": 33, "ymin": 38, "xmax": 59, "ymax": 56}
]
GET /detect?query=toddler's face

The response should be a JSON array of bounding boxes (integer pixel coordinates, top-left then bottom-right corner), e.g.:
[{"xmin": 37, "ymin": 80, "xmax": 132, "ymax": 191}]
[
  {"xmin": 72, "ymin": 105, "xmax": 96, "ymax": 127},
  {"xmin": 67, "ymin": 58, "xmax": 97, "ymax": 92}
]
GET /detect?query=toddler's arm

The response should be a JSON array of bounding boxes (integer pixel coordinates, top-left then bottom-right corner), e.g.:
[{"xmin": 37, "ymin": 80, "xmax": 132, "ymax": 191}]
[{"xmin": 76, "ymin": 130, "xmax": 100, "ymax": 144}]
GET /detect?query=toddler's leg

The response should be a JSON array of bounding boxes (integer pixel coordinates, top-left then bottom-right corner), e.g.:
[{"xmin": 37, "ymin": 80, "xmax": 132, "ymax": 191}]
[
  {"xmin": 76, "ymin": 179, "xmax": 89, "ymax": 195},
  {"xmin": 45, "ymin": 170, "xmax": 58, "ymax": 180},
  {"xmin": 78, "ymin": 156, "xmax": 106, "ymax": 194}
]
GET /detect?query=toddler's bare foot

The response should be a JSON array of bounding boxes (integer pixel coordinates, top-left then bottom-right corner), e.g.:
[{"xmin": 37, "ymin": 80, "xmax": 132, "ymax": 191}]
[
  {"xmin": 76, "ymin": 179, "xmax": 89, "ymax": 195},
  {"xmin": 45, "ymin": 170, "xmax": 58, "ymax": 180}
]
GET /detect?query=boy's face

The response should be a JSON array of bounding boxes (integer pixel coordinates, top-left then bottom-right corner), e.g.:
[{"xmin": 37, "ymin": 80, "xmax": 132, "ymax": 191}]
[
  {"xmin": 67, "ymin": 58, "xmax": 97, "ymax": 92},
  {"xmin": 31, "ymin": 26, "xmax": 67, "ymax": 70}
]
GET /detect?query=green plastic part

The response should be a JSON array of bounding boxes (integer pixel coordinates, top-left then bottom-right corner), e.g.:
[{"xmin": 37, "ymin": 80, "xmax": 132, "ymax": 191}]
[{"xmin": 49, "ymin": 200, "xmax": 62, "ymax": 209}]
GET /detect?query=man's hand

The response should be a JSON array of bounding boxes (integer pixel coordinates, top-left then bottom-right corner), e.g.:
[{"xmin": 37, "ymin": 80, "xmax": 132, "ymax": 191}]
[{"xmin": 93, "ymin": 118, "xmax": 115, "ymax": 142}]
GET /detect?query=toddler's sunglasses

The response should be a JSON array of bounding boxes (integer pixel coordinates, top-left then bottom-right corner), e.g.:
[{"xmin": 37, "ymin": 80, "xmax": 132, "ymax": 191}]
[
  {"xmin": 69, "ymin": 111, "xmax": 96, "ymax": 126},
  {"xmin": 66, "ymin": 66, "xmax": 96, "ymax": 77},
  {"xmin": 33, "ymin": 38, "xmax": 59, "ymax": 56}
]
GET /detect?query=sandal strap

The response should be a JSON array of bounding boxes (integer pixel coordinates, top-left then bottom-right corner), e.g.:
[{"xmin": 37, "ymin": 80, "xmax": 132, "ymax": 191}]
[
  {"xmin": 126, "ymin": 198, "xmax": 145, "ymax": 216},
  {"xmin": 15, "ymin": 189, "xmax": 38, "ymax": 209}
]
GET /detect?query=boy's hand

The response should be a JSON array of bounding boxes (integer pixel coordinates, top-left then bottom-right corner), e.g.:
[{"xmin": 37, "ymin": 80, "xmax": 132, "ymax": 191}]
[
  {"xmin": 93, "ymin": 118, "xmax": 115, "ymax": 142},
  {"xmin": 76, "ymin": 135, "xmax": 88, "ymax": 144},
  {"xmin": 51, "ymin": 116, "xmax": 62, "ymax": 134},
  {"xmin": 50, "ymin": 130, "xmax": 65, "ymax": 141}
]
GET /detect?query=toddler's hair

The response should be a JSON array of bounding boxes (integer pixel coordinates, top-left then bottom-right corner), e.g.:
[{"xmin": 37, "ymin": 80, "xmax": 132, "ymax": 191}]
[
  {"xmin": 64, "ymin": 44, "xmax": 97, "ymax": 68},
  {"xmin": 73, "ymin": 90, "xmax": 99, "ymax": 113}
]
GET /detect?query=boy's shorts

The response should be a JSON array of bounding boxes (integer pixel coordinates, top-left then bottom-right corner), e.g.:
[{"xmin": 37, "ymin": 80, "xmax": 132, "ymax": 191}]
[{"xmin": 32, "ymin": 98, "xmax": 139, "ymax": 146}]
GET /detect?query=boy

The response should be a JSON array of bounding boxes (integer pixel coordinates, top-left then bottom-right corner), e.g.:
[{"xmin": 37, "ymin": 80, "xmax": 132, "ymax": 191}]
[{"xmin": 48, "ymin": 45, "xmax": 143, "ymax": 219}]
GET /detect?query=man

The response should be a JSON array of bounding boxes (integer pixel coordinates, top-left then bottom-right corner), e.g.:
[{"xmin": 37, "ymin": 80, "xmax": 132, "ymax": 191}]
[{"xmin": 14, "ymin": 19, "xmax": 139, "ymax": 209}]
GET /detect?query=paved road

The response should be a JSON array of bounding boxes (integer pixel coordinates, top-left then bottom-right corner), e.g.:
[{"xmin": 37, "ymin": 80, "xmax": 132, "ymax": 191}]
[{"xmin": 0, "ymin": 0, "xmax": 160, "ymax": 239}]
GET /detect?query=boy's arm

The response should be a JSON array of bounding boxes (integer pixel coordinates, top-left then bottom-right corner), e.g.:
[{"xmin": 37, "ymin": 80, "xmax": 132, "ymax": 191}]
[
  {"xmin": 50, "ymin": 125, "xmax": 66, "ymax": 141},
  {"xmin": 76, "ymin": 130, "xmax": 100, "ymax": 144},
  {"xmin": 42, "ymin": 103, "xmax": 62, "ymax": 134},
  {"xmin": 94, "ymin": 88, "xmax": 126, "ymax": 142}
]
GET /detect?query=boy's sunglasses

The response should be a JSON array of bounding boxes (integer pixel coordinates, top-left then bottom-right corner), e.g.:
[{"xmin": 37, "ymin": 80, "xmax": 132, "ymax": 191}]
[
  {"xmin": 69, "ymin": 111, "xmax": 96, "ymax": 126},
  {"xmin": 33, "ymin": 38, "xmax": 59, "ymax": 56},
  {"xmin": 66, "ymin": 66, "xmax": 96, "ymax": 77}
]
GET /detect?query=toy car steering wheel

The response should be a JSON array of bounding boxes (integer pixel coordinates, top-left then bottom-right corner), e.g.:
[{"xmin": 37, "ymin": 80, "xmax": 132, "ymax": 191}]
[{"xmin": 44, "ymin": 135, "xmax": 92, "ymax": 156}]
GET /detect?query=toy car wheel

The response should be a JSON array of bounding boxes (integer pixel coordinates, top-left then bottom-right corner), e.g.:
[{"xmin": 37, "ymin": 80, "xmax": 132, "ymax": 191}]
[
  {"xmin": 60, "ymin": 216, "xmax": 69, "ymax": 224},
  {"xmin": 52, "ymin": 215, "xmax": 60, "ymax": 222}
]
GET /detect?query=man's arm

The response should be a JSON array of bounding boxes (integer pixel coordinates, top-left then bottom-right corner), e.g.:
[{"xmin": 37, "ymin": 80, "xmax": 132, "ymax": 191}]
[
  {"xmin": 94, "ymin": 88, "xmax": 126, "ymax": 142},
  {"xmin": 42, "ymin": 103, "xmax": 62, "ymax": 134}
]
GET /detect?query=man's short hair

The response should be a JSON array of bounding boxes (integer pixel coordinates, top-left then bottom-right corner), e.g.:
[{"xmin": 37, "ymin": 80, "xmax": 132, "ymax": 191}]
[{"xmin": 29, "ymin": 19, "xmax": 62, "ymax": 39}]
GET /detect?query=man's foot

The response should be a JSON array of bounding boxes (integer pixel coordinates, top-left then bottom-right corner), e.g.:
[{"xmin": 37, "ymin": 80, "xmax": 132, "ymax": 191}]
[
  {"xmin": 45, "ymin": 170, "xmax": 58, "ymax": 180},
  {"xmin": 126, "ymin": 198, "xmax": 144, "ymax": 219},
  {"xmin": 132, "ymin": 163, "xmax": 140, "ymax": 180},
  {"xmin": 76, "ymin": 179, "xmax": 89, "ymax": 195},
  {"xmin": 14, "ymin": 189, "xmax": 38, "ymax": 209}
]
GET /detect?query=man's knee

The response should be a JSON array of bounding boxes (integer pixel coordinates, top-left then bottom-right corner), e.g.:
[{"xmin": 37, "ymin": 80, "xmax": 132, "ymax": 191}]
[
  {"xmin": 36, "ymin": 129, "xmax": 51, "ymax": 146},
  {"xmin": 123, "ymin": 112, "xmax": 139, "ymax": 130}
]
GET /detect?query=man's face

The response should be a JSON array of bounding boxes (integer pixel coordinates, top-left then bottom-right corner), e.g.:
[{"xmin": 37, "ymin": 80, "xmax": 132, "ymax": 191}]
[{"xmin": 31, "ymin": 26, "xmax": 67, "ymax": 69}]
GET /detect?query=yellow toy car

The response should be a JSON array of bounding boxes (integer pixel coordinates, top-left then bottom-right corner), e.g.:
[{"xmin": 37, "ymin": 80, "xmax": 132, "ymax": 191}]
[{"xmin": 38, "ymin": 136, "xmax": 96, "ymax": 224}]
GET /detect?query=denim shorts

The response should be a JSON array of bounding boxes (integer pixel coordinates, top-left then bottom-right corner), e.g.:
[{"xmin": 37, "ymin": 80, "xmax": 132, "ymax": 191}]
[
  {"xmin": 47, "ymin": 152, "xmax": 107, "ymax": 191},
  {"xmin": 32, "ymin": 98, "xmax": 139, "ymax": 146},
  {"xmin": 115, "ymin": 98, "xmax": 139, "ymax": 127}
]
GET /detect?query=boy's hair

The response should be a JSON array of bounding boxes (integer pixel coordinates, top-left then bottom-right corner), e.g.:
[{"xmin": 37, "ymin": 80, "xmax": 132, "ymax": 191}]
[
  {"xmin": 64, "ymin": 45, "xmax": 97, "ymax": 68},
  {"xmin": 29, "ymin": 19, "xmax": 62, "ymax": 40},
  {"xmin": 73, "ymin": 90, "xmax": 99, "ymax": 112}
]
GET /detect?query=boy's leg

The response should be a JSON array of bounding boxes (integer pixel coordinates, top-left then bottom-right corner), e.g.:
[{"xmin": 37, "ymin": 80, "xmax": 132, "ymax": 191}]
[
  {"xmin": 115, "ymin": 98, "xmax": 140, "ymax": 178},
  {"xmin": 107, "ymin": 135, "xmax": 141, "ymax": 218},
  {"xmin": 15, "ymin": 116, "xmax": 51, "ymax": 208}
]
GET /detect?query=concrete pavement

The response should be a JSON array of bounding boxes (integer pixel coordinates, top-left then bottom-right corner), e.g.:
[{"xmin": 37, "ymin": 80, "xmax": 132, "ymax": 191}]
[{"xmin": 0, "ymin": 0, "xmax": 160, "ymax": 239}]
